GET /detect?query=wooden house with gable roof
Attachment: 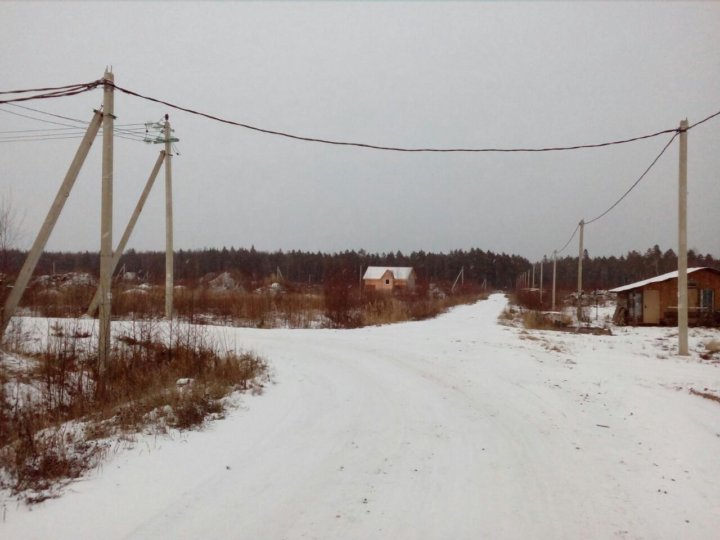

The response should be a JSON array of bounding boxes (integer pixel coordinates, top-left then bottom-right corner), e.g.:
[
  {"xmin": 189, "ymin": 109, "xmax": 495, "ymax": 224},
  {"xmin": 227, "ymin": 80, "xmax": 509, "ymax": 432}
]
[{"xmin": 363, "ymin": 266, "xmax": 416, "ymax": 293}]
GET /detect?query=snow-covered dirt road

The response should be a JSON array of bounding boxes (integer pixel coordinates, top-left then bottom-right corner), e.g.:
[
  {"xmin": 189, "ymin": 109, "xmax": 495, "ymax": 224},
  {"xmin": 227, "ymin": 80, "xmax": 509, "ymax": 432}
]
[{"xmin": 3, "ymin": 294, "xmax": 720, "ymax": 539}]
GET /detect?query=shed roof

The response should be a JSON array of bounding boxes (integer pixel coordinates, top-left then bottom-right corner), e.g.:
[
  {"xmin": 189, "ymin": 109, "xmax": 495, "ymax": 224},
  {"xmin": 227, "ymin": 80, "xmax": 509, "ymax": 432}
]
[
  {"xmin": 609, "ymin": 267, "xmax": 718, "ymax": 293},
  {"xmin": 363, "ymin": 266, "xmax": 414, "ymax": 280}
]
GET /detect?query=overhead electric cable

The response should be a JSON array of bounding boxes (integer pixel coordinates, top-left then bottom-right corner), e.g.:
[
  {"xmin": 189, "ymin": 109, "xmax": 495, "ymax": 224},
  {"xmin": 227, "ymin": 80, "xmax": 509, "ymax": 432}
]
[
  {"xmin": 0, "ymin": 132, "xmax": 151, "ymax": 144},
  {"xmin": 1, "ymin": 78, "xmax": 718, "ymax": 153},
  {"xmin": 554, "ymin": 222, "xmax": 581, "ymax": 255},
  {"xmin": 584, "ymin": 132, "xmax": 678, "ymax": 225},
  {"xmin": 0, "ymin": 134, "xmax": 87, "ymax": 143},
  {"xmin": 0, "ymin": 81, "xmax": 102, "ymax": 95},
  {"xmin": 0, "ymin": 105, "xmax": 151, "ymax": 142},
  {"xmin": 8, "ymin": 102, "xmax": 90, "ymax": 124},
  {"xmin": 0, "ymin": 80, "xmax": 102, "ymax": 105},
  {"xmin": 549, "ymin": 130, "xmax": 679, "ymax": 258},
  {"xmin": 0, "ymin": 107, "xmax": 88, "ymax": 130},
  {"xmin": 688, "ymin": 109, "xmax": 720, "ymax": 130},
  {"xmin": 107, "ymin": 81, "xmax": 700, "ymax": 153},
  {"xmin": 0, "ymin": 126, "xmax": 86, "ymax": 134}
]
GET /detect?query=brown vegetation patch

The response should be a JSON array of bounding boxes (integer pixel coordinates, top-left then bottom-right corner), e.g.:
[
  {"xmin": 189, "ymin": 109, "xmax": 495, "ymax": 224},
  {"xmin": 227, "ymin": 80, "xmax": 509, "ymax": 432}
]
[
  {"xmin": 0, "ymin": 322, "xmax": 267, "ymax": 502},
  {"xmin": 689, "ymin": 388, "xmax": 720, "ymax": 404}
]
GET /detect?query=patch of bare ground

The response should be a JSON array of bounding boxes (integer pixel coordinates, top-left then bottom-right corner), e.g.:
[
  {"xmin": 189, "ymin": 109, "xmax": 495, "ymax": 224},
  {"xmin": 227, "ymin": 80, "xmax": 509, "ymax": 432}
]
[{"xmin": 689, "ymin": 388, "xmax": 720, "ymax": 405}]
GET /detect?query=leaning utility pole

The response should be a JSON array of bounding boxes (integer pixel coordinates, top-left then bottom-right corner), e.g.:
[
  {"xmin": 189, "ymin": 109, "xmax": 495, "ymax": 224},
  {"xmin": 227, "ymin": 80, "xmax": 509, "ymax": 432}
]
[
  {"xmin": 98, "ymin": 69, "xmax": 114, "ymax": 374},
  {"xmin": 451, "ymin": 266, "xmax": 464, "ymax": 293},
  {"xmin": 0, "ymin": 111, "xmax": 103, "ymax": 336},
  {"xmin": 677, "ymin": 119, "xmax": 689, "ymax": 356},
  {"xmin": 87, "ymin": 151, "xmax": 166, "ymax": 316},
  {"xmin": 577, "ymin": 219, "xmax": 585, "ymax": 322},
  {"xmin": 164, "ymin": 115, "xmax": 174, "ymax": 319}
]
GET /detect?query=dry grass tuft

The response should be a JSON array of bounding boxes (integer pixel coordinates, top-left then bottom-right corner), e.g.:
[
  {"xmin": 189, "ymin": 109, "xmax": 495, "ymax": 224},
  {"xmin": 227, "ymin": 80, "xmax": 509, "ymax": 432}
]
[
  {"xmin": 0, "ymin": 321, "xmax": 267, "ymax": 501},
  {"xmin": 689, "ymin": 388, "xmax": 720, "ymax": 404},
  {"xmin": 522, "ymin": 310, "xmax": 555, "ymax": 330}
]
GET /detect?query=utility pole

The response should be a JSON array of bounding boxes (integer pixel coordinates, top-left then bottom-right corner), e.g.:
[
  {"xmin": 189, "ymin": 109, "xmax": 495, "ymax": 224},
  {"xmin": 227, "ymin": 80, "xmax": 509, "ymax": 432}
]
[
  {"xmin": 98, "ymin": 69, "xmax": 114, "ymax": 375},
  {"xmin": 577, "ymin": 219, "xmax": 584, "ymax": 322},
  {"xmin": 87, "ymin": 151, "xmax": 165, "ymax": 316},
  {"xmin": 0, "ymin": 111, "xmax": 103, "ymax": 336},
  {"xmin": 531, "ymin": 264, "xmax": 535, "ymax": 289},
  {"xmin": 164, "ymin": 115, "xmax": 174, "ymax": 319},
  {"xmin": 678, "ymin": 119, "xmax": 689, "ymax": 355},
  {"xmin": 451, "ymin": 266, "xmax": 464, "ymax": 293},
  {"xmin": 539, "ymin": 257, "xmax": 544, "ymax": 308},
  {"xmin": 553, "ymin": 250, "xmax": 557, "ymax": 311}
]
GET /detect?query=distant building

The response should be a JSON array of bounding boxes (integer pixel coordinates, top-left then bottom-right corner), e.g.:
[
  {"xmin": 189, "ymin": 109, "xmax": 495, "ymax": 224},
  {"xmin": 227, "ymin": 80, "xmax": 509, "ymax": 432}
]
[
  {"xmin": 610, "ymin": 267, "xmax": 720, "ymax": 326},
  {"xmin": 363, "ymin": 266, "xmax": 416, "ymax": 293}
]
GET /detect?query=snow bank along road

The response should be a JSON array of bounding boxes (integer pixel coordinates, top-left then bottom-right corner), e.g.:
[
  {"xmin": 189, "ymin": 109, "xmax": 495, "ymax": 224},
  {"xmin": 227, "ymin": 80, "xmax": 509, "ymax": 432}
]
[{"xmin": 3, "ymin": 294, "xmax": 719, "ymax": 539}]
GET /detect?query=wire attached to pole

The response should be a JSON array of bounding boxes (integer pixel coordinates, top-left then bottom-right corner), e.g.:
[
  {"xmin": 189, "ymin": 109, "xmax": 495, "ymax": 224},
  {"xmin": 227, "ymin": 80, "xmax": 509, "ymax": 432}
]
[
  {"xmin": 584, "ymin": 132, "xmax": 678, "ymax": 225},
  {"xmin": 107, "ymin": 81, "xmax": 696, "ymax": 153}
]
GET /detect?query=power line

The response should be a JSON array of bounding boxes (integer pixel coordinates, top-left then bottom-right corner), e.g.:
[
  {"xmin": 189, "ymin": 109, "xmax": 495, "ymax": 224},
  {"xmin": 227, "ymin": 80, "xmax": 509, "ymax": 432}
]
[
  {"xmin": 0, "ymin": 107, "xmax": 87, "ymax": 130},
  {"xmin": 550, "ymin": 130, "xmax": 678, "ymax": 259},
  {"xmin": 109, "ymin": 81, "xmax": 696, "ymax": 153},
  {"xmin": 554, "ymin": 222, "xmax": 580, "ymax": 255},
  {"xmin": 0, "ymin": 134, "xmax": 87, "ymax": 143},
  {"xmin": 0, "ymin": 81, "xmax": 101, "ymax": 95},
  {"xmin": 1, "ymin": 78, "xmax": 718, "ymax": 153},
  {"xmin": 8, "ymin": 102, "xmax": 89, "ymax": 124},
  {"xmin": 0, "ymin": 105, "xmax": 151, "ymax": 142},
  {"xmin": 688, "ymin": 110, "xmax": 720, "ymax": 130},
  {"xmin": 0, "ymin": 131, "xmax": 154, "ymax": 144},
  {"xmin": 0, "ymin": 126, "xmax": 86, "ymax": 134},
  {"xmin": 0, "ymin": 80, "xmax": 102, "ymax": 105},
  {"xmin": 584, "ymin": 132, "xmax": 678, "ymax": 225}
]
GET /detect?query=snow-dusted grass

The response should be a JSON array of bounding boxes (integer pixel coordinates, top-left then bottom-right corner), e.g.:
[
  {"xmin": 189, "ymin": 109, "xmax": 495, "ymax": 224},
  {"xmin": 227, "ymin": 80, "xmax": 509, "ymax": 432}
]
[
  {"xmin": 0, "ymin": 319, "xmax": 267, "ymax": 502},
  {"xmin": 1, "ymin": 294, "xmax": 719, "ymax": 538}
]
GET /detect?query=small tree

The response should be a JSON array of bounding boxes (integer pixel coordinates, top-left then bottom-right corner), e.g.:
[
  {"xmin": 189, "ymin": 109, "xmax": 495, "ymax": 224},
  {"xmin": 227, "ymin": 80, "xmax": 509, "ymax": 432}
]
[{"xmin": 0, "ymin": 189, "xmax": 21, "ymax": 275}]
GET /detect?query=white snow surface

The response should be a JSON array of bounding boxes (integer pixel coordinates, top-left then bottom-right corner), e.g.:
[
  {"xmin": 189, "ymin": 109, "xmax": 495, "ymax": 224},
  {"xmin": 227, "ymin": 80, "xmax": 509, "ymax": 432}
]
[{"xmin": 2, "ymin": 294, "xmax": 720, "ymax": 539}]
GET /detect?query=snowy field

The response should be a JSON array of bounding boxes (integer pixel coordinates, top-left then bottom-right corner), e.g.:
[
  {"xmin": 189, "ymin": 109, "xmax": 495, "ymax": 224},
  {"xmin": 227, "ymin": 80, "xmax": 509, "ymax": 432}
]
[{"xmin": 2, "ymin": 293, "xmax": 719, "ymax": 539}]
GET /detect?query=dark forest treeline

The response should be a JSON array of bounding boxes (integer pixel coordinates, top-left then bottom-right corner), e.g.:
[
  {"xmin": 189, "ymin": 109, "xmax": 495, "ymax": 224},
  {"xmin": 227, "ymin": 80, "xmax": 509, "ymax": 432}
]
[
  {"xmin": 0, "ymin": 244, "xmax": 717, "ymax": 291},
  {"xmin": 0, "ymin": 247, "xmax": 528, "ymax": 289}
]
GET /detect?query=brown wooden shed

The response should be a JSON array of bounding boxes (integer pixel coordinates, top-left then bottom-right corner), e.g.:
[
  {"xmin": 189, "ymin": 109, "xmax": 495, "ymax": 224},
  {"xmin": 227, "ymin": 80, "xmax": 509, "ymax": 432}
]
[{"xmin": 610, "ymin": 267, "xmax": 720, "ymax": 326}]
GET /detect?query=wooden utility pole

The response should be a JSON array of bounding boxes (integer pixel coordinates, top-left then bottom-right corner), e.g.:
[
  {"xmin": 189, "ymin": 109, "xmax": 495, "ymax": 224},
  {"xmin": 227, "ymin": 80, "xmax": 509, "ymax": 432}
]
[
  {"xmin": 164, "ymin": 115, "xmax": 174, "ymax": 319},
  {"xmin": 87, "ymin": 151, "xmax": 165, "ymax": 316},
  {"xmin": 577, "ymin": 219, "xmax": 584, "ymax": 321},
  {"xmin": 553, "ymin": 250, "xmax": 557, "ymax": 311},
  {"xmin": 98, "ymin": 69, "xmax": 114, "ymax": 374},
  {"xmin": 0, "ymin": 111, "xmax": 103, "ymax": 336},
  {"xmin": 678, "ymin": 119, "xmax": 689, "ymax": 355}
]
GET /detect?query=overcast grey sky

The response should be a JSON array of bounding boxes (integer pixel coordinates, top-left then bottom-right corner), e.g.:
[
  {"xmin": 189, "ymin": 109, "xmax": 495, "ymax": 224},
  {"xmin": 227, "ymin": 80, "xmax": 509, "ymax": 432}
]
[{"xmin": 1, "ymin": 1, "xmax": 719, "ymax": 262}]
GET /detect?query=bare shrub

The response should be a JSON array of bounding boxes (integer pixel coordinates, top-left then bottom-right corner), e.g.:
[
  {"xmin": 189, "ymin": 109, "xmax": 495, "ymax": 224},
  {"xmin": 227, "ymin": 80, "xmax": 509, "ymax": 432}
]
[
  {"xmin": 514, "ymin": 289, "xmax": 543, "ymax": 310},
  {"xmin": 522, "ymin": 311, "xmax": 556, "ymax": 330},
  {"xmin": 0, "ymin": 321, "xmax": 267, "ymax": 500},
  {"xmin": 360, "ymin": 289, "xmax": 487, "ymax": 327},
  {"xmin": 498, "ymin": 306, "xmax": 517, "ymax": 322}
]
